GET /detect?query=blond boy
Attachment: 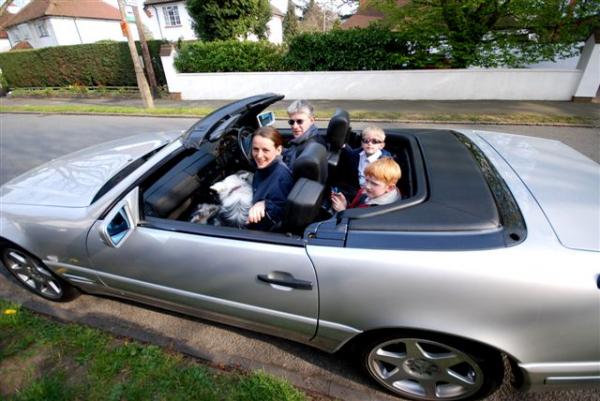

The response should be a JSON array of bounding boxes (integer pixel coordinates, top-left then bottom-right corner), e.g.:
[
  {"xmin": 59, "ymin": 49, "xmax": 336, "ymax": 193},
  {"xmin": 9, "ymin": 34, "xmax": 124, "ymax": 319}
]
[{"xmin": 332, "ymin": 157, "xmax": 401, "ymax": 211}]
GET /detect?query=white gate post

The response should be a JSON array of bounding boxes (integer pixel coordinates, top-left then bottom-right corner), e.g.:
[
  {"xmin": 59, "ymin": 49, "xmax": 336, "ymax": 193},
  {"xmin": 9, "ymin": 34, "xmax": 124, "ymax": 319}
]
[
  {"xmin": 160, "ymin": 43, "xmax": 181, "ymax": 99},
  {"xmin": 573, "ymin": 31, "xmax": 600, "ymax": 102}
]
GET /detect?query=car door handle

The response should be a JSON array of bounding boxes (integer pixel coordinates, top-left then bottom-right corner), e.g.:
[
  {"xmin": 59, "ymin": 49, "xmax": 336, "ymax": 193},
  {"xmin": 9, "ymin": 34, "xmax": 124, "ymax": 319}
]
[{"xmin": 257, "ymin": 271, "xmax": 313, "ymax": 290}]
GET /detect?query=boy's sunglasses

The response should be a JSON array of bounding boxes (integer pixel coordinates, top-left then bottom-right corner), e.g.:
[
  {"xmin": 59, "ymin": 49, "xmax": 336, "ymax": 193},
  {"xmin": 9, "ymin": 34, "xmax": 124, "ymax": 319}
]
[
  {"xmin": 362, "ymin": 138, "xmax": 383, "ymax": 145},
  {"xmin": 288, "ymin": 119, "xmax": 304, "ymax": 126}
]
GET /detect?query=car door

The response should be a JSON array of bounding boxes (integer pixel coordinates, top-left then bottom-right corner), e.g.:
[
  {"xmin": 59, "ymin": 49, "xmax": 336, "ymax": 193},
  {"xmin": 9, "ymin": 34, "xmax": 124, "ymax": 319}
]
[{"xmin": 86, "ymin": 188, "xmax": 318, "ymax": 342}]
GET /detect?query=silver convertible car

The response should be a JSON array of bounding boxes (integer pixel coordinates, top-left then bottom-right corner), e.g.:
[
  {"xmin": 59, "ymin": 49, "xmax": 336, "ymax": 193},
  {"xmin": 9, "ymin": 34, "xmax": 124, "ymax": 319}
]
[{"xmin": 1, "ymin": 94, "xmax": 598, "ymax": 401}]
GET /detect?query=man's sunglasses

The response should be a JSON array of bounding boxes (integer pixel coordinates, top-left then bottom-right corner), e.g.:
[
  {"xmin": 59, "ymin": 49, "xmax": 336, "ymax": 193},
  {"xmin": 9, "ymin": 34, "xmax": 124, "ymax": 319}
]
[
  {"xmin": 362, "ymin": 138, "xmax": 383, "ymax": 145},
  {"xmin": 288, "ymin": 119, "xmax": 304, "ymax": 126}
]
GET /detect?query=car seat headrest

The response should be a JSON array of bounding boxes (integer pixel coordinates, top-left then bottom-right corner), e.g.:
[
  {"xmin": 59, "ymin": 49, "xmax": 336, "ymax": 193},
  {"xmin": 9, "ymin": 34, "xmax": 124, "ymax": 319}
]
[
  {"xmin": 292, "ymin": 141, "xmax": 328, "ymax": 184},
  {"xmin": 326, "ymin": 109, "xmax": 350, "ymax": 152}
]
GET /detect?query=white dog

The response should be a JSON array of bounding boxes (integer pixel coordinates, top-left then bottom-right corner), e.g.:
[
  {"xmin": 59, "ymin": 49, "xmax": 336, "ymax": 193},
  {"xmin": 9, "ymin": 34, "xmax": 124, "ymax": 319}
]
[
  {"xmin": 189, "ymin": 203, "xmax": 220, "ymax": 225},
  {"xmin": 208, "ymin": 171, "xmax": 254, "ymax": 228}
]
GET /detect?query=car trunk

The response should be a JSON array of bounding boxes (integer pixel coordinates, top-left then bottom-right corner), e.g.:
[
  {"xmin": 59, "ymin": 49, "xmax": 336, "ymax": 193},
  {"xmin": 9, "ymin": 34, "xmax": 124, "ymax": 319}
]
[{"xmin": 478, "ymin": 132, "xmax": 600, "ymax": 252}]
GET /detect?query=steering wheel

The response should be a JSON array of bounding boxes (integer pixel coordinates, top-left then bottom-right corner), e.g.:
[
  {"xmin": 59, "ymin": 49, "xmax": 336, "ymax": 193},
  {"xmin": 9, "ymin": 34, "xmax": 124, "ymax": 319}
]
[{"xmin": 237, "ymin": 126, "xmax": 254, "ymax": 164}]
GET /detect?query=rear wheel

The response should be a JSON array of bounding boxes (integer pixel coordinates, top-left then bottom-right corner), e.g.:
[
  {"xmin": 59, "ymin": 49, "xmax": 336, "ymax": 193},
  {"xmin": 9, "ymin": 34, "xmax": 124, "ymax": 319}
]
[
  {"xmin": 360, "ymin": 332, "xmax": 503, "ymax": 401},
  {"xmin": 1, "ymin": 246, "xmax": 78, "ymax": 302}
]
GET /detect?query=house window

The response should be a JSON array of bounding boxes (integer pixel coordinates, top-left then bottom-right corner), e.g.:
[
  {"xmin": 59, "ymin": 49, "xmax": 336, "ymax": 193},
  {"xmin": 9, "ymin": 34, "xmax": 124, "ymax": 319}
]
[
  {"xmin": 36, "ymin": 21, "xmax": 49, "ymax": 37},
  {"xmin": 162, "ymin": 5, "xmax": 181, "ymax": 27},
  {"xmin": 19, "ymin": 25, "xmax": 30, "ymax": 40}
]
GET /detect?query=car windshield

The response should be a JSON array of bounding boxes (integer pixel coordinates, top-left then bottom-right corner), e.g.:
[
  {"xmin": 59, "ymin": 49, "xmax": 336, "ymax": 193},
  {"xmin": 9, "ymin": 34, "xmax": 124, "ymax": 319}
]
[{"xmin": 92, "ymin": 144, "xmax": 169, "ymax": 204}]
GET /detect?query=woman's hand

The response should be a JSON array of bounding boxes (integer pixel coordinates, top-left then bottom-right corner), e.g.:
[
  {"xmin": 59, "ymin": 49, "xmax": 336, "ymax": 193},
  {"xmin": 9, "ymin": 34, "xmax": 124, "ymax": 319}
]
[
  {"xmin": 247, "ymin": 201, "xmax": 266, "ymax": 223},
  {"xmin": 331, "ymin": 192, "xmax": 347, "ymax": 212}
]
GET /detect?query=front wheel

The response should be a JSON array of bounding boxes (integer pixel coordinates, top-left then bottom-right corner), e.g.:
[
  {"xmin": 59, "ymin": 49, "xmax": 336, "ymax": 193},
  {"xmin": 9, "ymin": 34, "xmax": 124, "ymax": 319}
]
[
  {"xmin": 1, "ymin": 246, "xmax": 78, "ymax": 302},
  {"xmin": 361, "ymin": 333, "xmax": 503, "ymax": 401}
]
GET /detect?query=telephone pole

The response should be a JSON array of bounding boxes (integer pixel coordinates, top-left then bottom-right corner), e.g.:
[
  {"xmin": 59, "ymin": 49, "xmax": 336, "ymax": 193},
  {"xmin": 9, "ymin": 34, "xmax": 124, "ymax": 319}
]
[
  {"xmin": 117, "ymin": 0, "xmax": 154, "ymax": 108},
  {"xmin": 132, "ymin": 5, "xmax": 158, "ymax": 97}
]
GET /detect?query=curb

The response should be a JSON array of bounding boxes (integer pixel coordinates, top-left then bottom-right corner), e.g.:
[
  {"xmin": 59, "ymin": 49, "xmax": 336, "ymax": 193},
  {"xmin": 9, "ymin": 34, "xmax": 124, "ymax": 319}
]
[{"xmin": 1, "ymin": 110, "xmax": 597, "ymax": 128}]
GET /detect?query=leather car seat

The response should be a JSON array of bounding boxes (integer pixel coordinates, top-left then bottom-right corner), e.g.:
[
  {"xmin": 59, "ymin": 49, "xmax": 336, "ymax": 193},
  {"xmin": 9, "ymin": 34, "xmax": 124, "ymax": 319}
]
[
  {"xmin": 283, "ymin": 141, "xmax": 328, "ymax": 234},
  {"xmin": 291, "ymin": 141, "xmax": 328, "ymax": 184},
  {"xmin": 326, "ymin": 108, "xmax": 351, "ymax": 167}
]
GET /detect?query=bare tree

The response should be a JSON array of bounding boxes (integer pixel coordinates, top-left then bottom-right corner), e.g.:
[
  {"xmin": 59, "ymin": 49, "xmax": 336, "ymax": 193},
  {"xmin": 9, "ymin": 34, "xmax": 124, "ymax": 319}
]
[{"xmin": 298, "ymin": 0, "xmax": 340, "ymax": 32}]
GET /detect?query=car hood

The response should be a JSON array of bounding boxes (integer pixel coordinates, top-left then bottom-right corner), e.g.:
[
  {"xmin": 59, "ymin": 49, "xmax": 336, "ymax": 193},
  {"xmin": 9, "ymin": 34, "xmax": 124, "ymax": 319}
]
[
  {"xmin": 0, "ymin": 131, "xmax": 180, "ymax": 208},
  {"xmin": 476, "ymin": 131, "xmax": 600, "ymax": 252}
]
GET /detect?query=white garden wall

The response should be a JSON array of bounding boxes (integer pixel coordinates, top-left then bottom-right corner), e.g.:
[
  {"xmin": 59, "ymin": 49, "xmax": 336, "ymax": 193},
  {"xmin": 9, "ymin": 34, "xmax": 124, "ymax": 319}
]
[{"xmin": 160, "ymin": 36, "xmax": 599, "ymax": 101}]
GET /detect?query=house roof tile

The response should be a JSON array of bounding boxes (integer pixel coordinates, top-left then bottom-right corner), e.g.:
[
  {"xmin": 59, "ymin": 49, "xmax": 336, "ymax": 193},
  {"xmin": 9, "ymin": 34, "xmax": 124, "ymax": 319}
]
[
  {"xmin": 0, "ymin": 9, "xmax": 15, "ymax": 30},
  {"xmin": 342, "ymin": 0, "xmax": 409, "ymax": 29},
  {"xmin": 5, "ymin": 0, "xmax": 121, "ymax": 28},
  {"xmin": 341, "ymin": 14, "xmax": 381, "ymax": 29},
  {"xmin": 0, "ymin": 10, "xmax": 14, "ymax": 37}
]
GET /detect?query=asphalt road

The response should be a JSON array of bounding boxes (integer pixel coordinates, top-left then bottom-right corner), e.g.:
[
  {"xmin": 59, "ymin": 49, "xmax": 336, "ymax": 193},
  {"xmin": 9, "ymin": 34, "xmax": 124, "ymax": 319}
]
[{"xmin": 0, "ymin": 114, "xmax": 599, "ymax": 401}]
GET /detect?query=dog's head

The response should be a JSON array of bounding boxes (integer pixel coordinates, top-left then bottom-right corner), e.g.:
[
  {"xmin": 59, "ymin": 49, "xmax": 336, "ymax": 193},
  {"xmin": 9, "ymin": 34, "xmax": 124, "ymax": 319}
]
[
  {"xmin": 210, "ymin": 171, "xmax": 253, "ymax": 200},
  {"xmin": 190, "ymin": 203, "xmax": 220, "ymax": 224},
  {"xmin": 234, "ymin": 170, "xmax": 253, "ymax": 184}
]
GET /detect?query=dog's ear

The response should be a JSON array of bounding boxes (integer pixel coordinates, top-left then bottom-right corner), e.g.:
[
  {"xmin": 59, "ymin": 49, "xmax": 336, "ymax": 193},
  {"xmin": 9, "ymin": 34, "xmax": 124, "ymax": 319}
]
[
  {"xmin": 236, "ymin": 170, "xmax": 253, "ymax": 183},
  {"xmin": 210, "ymin": 181, "xmax": 224, "ymax": 193}
]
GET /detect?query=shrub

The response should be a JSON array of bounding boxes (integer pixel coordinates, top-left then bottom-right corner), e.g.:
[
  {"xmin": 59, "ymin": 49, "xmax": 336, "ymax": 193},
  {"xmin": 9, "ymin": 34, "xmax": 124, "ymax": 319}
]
[
  {"xmin": 174, "ymin": 40, "xmax": 285, "ymax": 72},
  {"xmin": 173, "ymin": 28, "xmax": 446, "ymax": 73},
  {"xmin": 0, "ymin": 41, "xmax": 167, "ymax": 88},
  {"xmin": 284, "ymin": 27, "xmax": 441, "ymax": 71}
]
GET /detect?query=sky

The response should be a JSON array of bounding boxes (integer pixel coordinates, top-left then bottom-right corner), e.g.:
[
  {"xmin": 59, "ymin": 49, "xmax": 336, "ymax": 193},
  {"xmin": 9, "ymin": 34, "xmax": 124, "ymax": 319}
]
[{"xmin": 294, "ymin": 0, "xmax": 359, "ymax": 16}]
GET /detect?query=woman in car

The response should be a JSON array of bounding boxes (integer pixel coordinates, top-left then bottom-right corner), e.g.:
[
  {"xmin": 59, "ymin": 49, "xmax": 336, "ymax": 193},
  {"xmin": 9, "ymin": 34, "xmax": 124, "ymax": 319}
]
[
  {"xmin": 282, "ymin": 99, "xmax": 327, "ymax": 167},
  {"xmin": 247, "ymin": 126, "xmax": 294, "ymax": 231}
]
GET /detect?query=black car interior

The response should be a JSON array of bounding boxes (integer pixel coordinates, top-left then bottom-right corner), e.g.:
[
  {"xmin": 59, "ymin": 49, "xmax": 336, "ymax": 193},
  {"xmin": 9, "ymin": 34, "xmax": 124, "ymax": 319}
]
[{"xmin": 140, "ymin": 109, "xmax": 421, "ymax": 237}]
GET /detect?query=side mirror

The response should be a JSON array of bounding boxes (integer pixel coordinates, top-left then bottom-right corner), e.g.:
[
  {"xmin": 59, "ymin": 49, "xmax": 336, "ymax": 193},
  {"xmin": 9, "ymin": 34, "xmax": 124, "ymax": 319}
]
[{"xmin": 100, "ymin": 187, "xmax": 139, "ymax": 248}]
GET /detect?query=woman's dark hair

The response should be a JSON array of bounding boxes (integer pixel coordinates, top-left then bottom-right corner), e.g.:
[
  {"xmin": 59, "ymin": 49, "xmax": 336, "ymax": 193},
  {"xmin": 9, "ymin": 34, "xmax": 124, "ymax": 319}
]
[{"xmin": 253, "ymin": 126, "xmax": 284, "ymax": 148}]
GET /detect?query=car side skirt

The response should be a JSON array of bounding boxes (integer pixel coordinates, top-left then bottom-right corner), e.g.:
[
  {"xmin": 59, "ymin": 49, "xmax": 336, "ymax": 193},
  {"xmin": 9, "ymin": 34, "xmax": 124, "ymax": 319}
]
[
  {"xmin": 519, "ymin": 362, "xmax": 600, "ymax": 391},
  {"xmin": 310, "ymin": 320, "xmax": 362, "ymax": 352}
]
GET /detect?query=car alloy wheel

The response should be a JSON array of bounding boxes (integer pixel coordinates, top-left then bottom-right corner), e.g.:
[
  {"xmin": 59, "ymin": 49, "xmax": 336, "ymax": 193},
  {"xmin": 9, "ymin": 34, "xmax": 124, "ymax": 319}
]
[
  {"xmin": 363, "ymin": 335, "xmax": 502, "ymax": 401},
  {"xmin": 2, "ymin": 247, "xmax": 71, "ymax": 301}
]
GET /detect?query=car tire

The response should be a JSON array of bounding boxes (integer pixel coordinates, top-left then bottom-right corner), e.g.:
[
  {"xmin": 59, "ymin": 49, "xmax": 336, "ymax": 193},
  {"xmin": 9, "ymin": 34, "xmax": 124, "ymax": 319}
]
[
  {"xmin": 360, "ymin": 331, "xmax": 503, "ymax": 401},
  {"xmin": 1, "ymin": 244, "xmax": 79, "ymax": 302}
]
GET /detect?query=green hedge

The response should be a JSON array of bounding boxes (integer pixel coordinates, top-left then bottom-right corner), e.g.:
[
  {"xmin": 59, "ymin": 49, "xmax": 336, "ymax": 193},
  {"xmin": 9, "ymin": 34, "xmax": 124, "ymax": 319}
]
[
  {"xmin": 0, "ymin": 40, "xmax": 167, "ymax": 88},
  {"xmin": 0, "ymin": 29, "xmax": 447, "ymax": 88},
  {"xmin": 173, "ymin": 28, "xmax": 446, "ymax": 73},
  {"xmin": 284, "ymin": 28, "xmax": 436, "ymax": 71},
  {"xmin": 174, "ymin": 40, "xmax": 285, "ymax": 72}
]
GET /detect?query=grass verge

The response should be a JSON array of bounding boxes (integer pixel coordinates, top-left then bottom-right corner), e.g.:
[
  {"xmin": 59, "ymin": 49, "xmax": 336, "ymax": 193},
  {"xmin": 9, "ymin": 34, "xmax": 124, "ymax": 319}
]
[
  {"xmin": 0, "ymin": 300, "xmax": 313, "ymax": 401},
  {"xmin": 0, "ymin": 104, "xmax": 596, "ymax": 126}
]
